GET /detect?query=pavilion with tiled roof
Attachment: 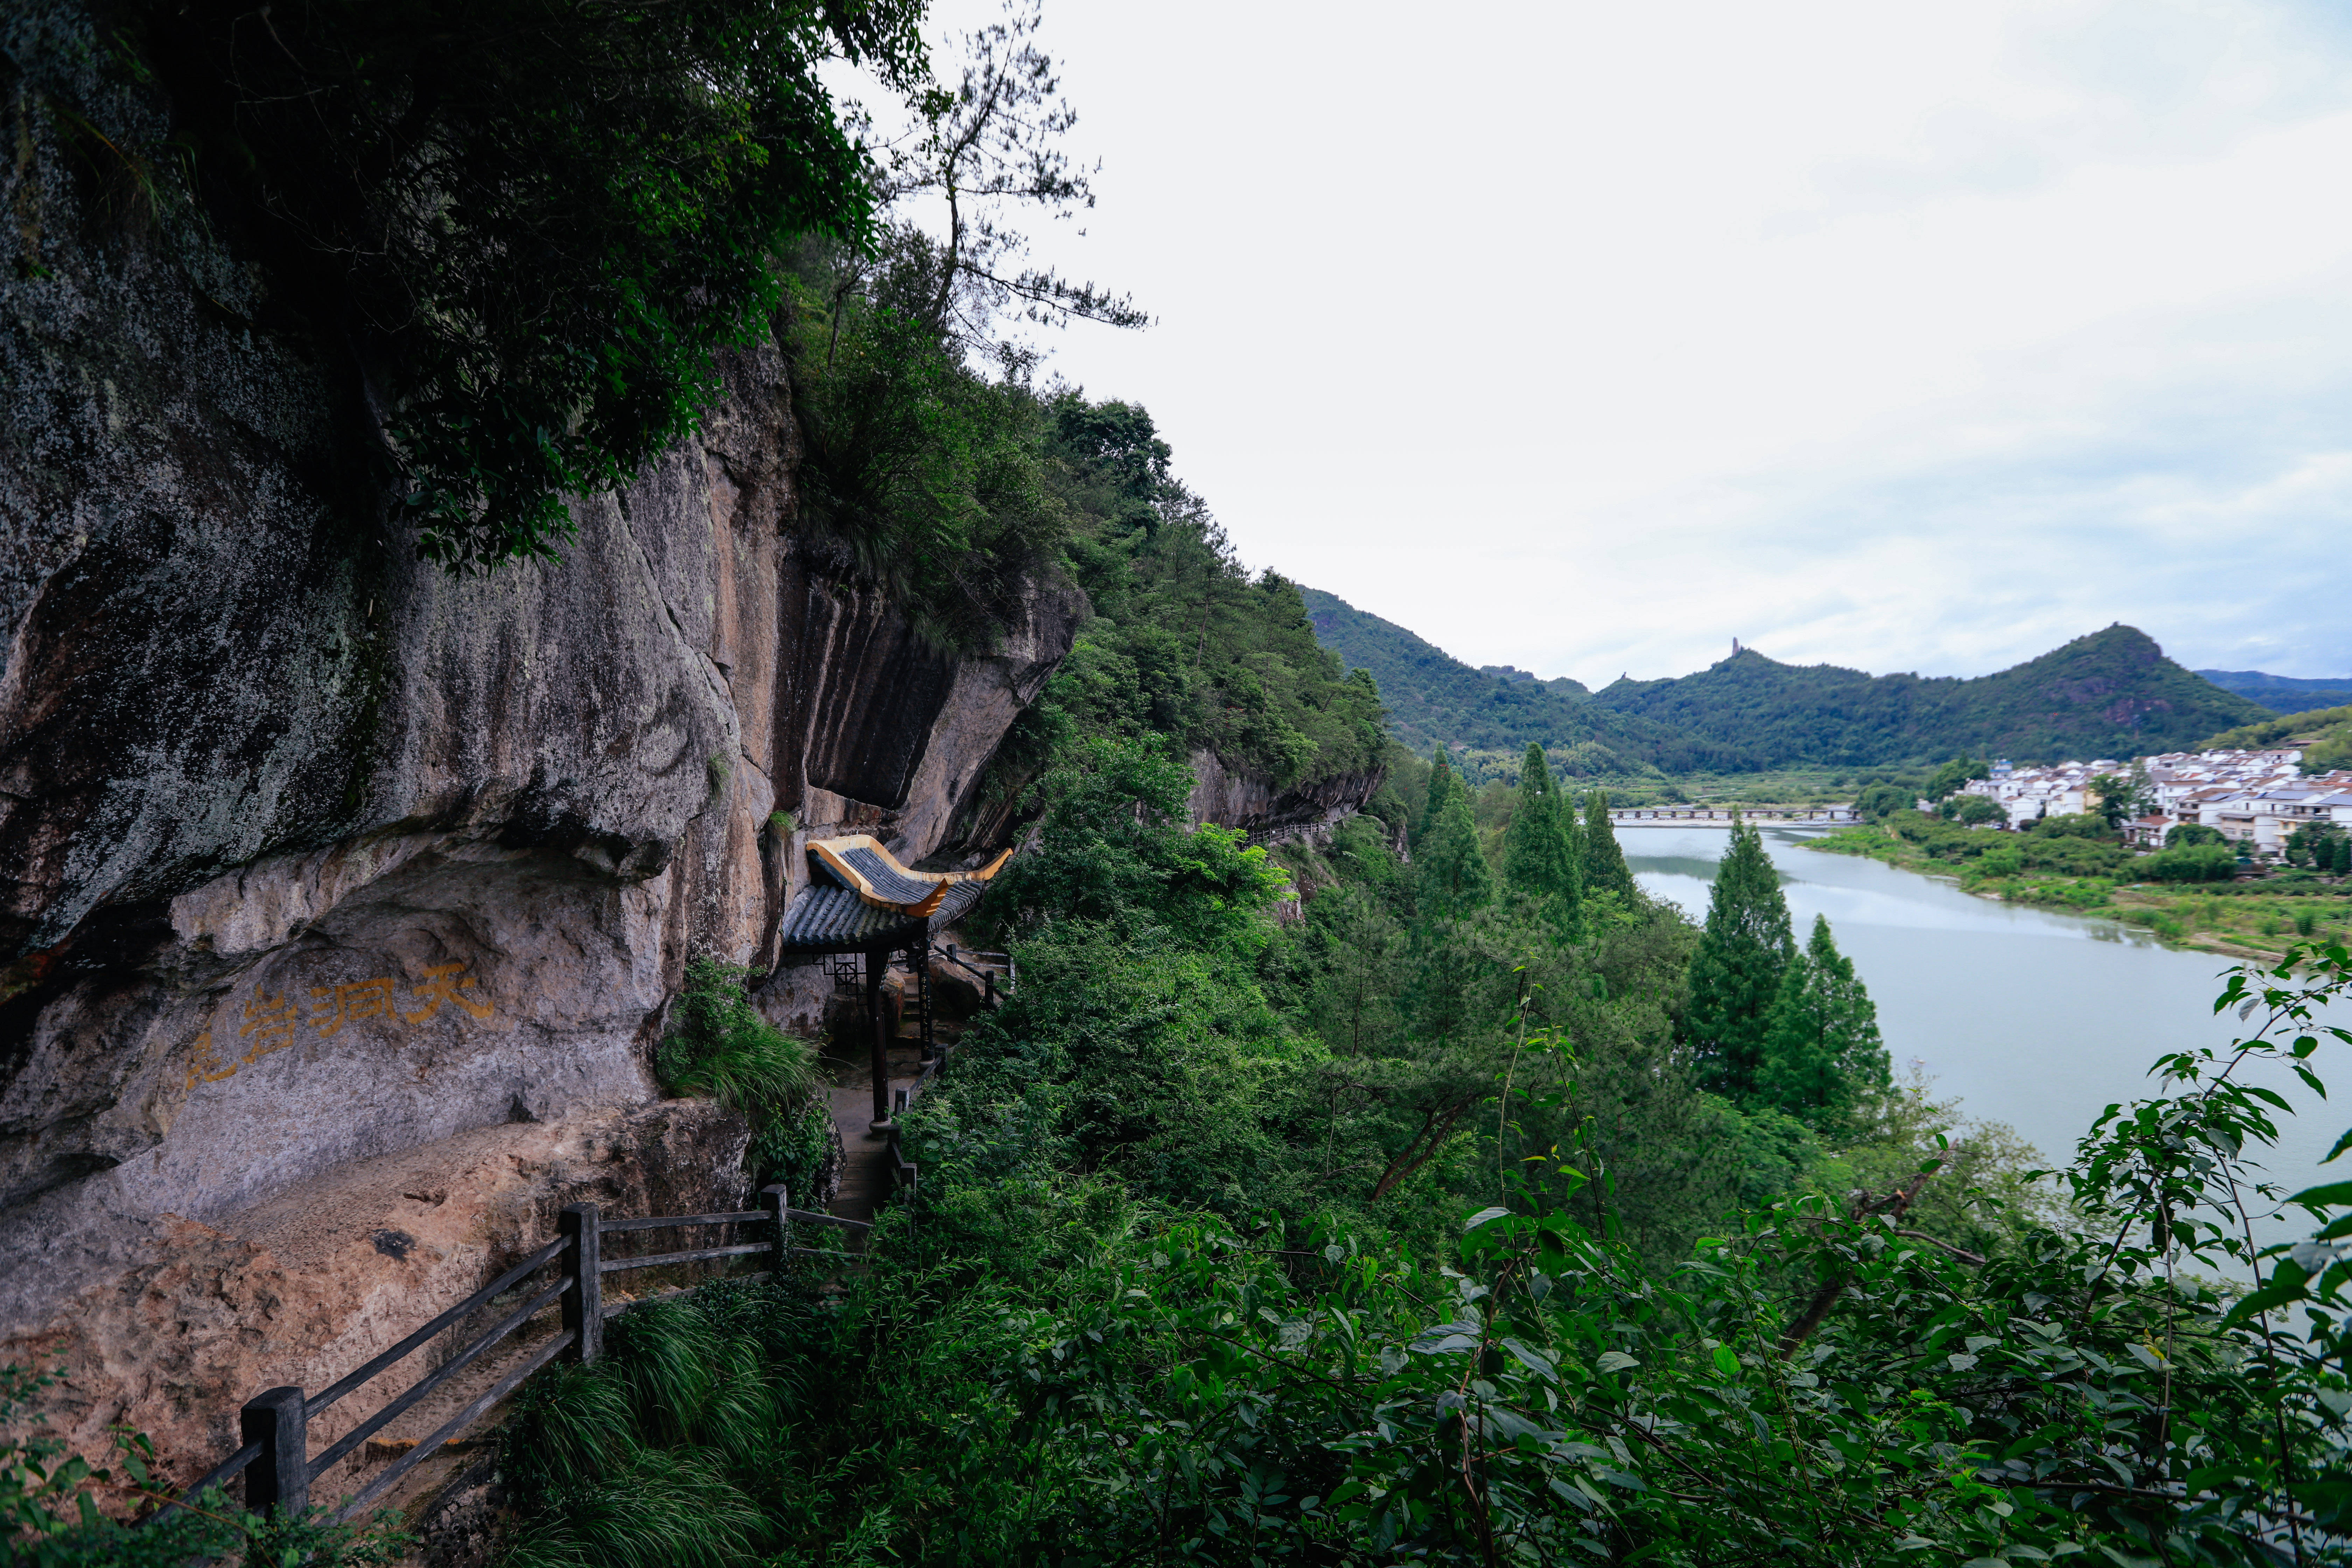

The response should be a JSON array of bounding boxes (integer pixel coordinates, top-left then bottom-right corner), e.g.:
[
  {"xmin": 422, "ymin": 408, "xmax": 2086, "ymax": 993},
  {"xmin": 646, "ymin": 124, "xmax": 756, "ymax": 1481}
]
[{"xmin": 773, "ymin": 837, "xmax": 1010, "ymax": 1130}]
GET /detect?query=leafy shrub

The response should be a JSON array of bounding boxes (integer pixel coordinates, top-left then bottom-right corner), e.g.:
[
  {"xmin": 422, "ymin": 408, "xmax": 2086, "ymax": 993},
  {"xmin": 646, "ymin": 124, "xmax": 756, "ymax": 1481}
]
[
  {"xmin": 976, "ymin": 737, "xmax": 1289, "ymax": 954},
  {"xmin": 2018, "ymin": 833, "xmax": 2127, "ymax": 876},
  {"xmin": 2, "ymin": 1366, "xmax": 407, "ymax": 1566},
  {"xmin": 2169, "ymin": 821, "xmax": 2226, "ymax": 847},
  {"xmin": 746, "ymin": 1097, "xmax": 834, "ymax": 1200},
  {"xmin": 2142, "ymin": 842, "xmax": 2239, "ymax": 883},
  {"xmin": 1854, "ymin": 781, "xmax": 1913, "ymax": 818},
  {"xmin": 2026, "ymin": 812, "xmax": 2115, "ymax": 841},
  {"xmin": 1948, "ymin": 793, "xmax": 2005, "ymax": 825}
]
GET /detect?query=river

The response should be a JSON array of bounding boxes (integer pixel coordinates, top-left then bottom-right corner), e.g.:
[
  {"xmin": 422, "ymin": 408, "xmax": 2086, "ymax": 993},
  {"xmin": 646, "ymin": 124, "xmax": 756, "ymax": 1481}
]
[{"xmin": 1624, "ymin": 824, "xmax": 2344, "ymax": 1238}]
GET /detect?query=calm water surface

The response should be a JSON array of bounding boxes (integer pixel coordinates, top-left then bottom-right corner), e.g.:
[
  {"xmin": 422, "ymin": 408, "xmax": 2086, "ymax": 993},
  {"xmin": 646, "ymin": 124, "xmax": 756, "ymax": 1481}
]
[{"xmin": 1625, "ymin": 825, "xmax": 2345, "ymax": 1222}]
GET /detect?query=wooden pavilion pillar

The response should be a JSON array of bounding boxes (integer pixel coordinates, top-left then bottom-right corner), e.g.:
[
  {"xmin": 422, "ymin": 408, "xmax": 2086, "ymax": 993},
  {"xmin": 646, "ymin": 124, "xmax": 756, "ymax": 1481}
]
[{"xmin": 867, "ymin": 948, "xmax": 891, "ymax": 1131}]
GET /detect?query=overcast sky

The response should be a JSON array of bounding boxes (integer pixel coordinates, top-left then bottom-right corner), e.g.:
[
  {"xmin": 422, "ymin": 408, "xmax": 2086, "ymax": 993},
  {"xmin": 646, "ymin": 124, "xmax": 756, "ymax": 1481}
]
[{"xmin": 852, "ymin": 1, "xmax": 2352, "ymax": 688}]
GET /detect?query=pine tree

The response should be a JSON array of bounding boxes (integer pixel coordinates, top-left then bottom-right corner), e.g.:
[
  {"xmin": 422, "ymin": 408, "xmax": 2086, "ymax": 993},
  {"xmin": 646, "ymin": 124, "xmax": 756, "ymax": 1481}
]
[
  {"xmin": 1416, "ymin": 747, "xmax": 1460, "ymax": 847},
  {"xmin": 1416, "ymin": 783, "xmax": 1494, "ymax": 920},
  {"xmin": 1502, "ymin": 744, "xmax": 1582, "ymax": 928},
  {"xmin": 1581, "ymin": 789, "xmax": 1636, "ymax": 902},
  {"xmin": 1756, "ymin": 914, "xmax": 1889, "ymax": 1130},
  {"xmin": 1684, "ymin": 816, "xmax": 1794, "ymax": 1100}
]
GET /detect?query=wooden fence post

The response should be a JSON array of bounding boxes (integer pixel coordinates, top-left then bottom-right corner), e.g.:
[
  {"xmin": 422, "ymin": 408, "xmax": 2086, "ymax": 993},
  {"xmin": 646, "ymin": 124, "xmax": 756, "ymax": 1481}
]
[
  {"xmin": 560, "ymin": 1204, "xmax": 601, "ymax": 1363},
  {"xmin": 239, "ymin": 1386, "xmax": 307, "ymax": 1518},
  {"xmin": 761, "ymin": 1183, "xmax": 790, "ymax": 1272}
]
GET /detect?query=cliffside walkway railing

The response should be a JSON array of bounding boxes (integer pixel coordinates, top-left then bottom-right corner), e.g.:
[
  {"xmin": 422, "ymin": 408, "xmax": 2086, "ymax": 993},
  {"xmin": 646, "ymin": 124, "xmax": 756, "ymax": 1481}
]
[
  {"xmin": 877, "ymin": 943, "xmax": 1012, "ymax": 1196},
  {"xmin": 147, "ymin": 1186, "xmax": 867, "ymax": 1529}
]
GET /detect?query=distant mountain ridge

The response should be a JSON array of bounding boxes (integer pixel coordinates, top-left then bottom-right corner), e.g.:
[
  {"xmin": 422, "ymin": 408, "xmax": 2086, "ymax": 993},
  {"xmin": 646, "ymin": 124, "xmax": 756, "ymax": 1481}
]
[
  {"xmin": 1590, "ymin": 625, "xmax": 2267, "ymax": 766},
  {"xmin": 1300, "ymin": 589, "xmax": 1764, "ymax": 772},
  {"xmin": 2196, "ymin": 668, "xmax": 2352, "ymax": 716},
  {"xmin": 1302, "ymin": 592, "xmax": 2269, "ymax": 770}
]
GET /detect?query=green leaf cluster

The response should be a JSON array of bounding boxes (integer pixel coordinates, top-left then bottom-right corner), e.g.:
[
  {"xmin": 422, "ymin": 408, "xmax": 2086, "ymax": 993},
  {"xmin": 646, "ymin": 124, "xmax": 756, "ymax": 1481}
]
[{"xmin": 128, "ymin": 0, "xmax": 928, "ymax": 569}]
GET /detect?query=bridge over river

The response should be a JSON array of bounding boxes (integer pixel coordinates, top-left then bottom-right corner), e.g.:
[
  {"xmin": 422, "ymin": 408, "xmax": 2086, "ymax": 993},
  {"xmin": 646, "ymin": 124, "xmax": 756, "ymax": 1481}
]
[{"xmin": 1609, "ymin": 805, "xmax": 1858, "ymax": 826}]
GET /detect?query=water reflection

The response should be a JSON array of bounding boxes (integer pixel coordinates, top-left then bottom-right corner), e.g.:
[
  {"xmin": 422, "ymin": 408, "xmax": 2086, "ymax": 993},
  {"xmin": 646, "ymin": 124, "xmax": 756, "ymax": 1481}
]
[{"xmin": 1622, "ymin": 825, "xmax": 2343, "ymax": 1224}]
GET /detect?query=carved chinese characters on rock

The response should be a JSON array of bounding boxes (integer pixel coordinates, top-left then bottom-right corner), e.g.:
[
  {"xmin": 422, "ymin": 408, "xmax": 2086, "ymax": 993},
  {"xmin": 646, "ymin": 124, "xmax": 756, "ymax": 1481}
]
[
  {"xmin": 313, "ymin": 976, "xmax": 396, "ymax": 1036},
  {"xmin": 404, "ymin": 963, "xmax": 494, "ymax": 1024},
  {"xmin": 185, "ymin": 960, "xmax": 497, "ymax": 1092}
]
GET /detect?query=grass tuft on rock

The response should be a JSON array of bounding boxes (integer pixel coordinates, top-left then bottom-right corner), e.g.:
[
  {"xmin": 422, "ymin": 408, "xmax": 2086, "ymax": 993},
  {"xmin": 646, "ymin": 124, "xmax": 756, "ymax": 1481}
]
[{"xmin": 655, "ymin": 958, "xmax": 819, "ymax": 1114}]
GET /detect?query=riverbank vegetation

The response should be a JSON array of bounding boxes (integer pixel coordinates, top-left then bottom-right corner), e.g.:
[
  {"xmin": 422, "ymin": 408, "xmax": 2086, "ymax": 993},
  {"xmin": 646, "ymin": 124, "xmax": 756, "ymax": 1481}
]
[{"xmin": 1808, "ymin": 811, "xmax": 2352, "ymax": 959}]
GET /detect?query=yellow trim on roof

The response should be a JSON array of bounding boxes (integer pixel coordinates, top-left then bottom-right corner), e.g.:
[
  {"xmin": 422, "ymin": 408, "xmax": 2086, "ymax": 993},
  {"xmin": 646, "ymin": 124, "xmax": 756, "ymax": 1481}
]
[{"xmin": 806, "ymin": 835, "xmax": 1014, "ymax": 917}]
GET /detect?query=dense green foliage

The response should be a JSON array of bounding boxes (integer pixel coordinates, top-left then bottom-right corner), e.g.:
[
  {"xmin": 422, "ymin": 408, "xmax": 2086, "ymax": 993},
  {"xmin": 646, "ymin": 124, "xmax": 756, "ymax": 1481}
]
[
  {"xmin": 2199, "ymin": 668, "xmax": 2352, "ymax": 715},
  {"xmin": 657, "ymin": 958, "xmax": 823, "ymax": 1112},
  {"xmin": 121, "ymin": 0, "xmax": 925, "ymax": 569},
  {"xmin": 2143, "ymin": 842, "xmax": 2241, "ymax": 883},
  {"xmin": 1924, "ymin": 755, "xmax": 1988, "ymax": 800},
  {"xmin": 1594, "ymin": 626, "xmax": 2269, "ymax": 766},
  {"xmin": 1300, "ymin": 588, "xmax": 1761, "ymax": 773},
  {"xmin": 1581, "ymin": 790, "xmax": 1637, "ymax": 901},
  {"xmin": 1682, "ymin": 820, "xmax": 1796, "ymax": 1100},
  {"xmin": 2205, "ymin": 703, "xmax": 2352, "ymax": 775},
  {"xmin": 1028, "ymin": 406, "xmax": 1387, "ymax": 790},
  {"xmin": 1500, "ymin": 743, "xmax": 1582, "ymax": 929},
  {"xmin": 478, "ymin": 751, "xmax": 2352, "ymax": 1565},
  {"xmin": 780, "ymin": 234, "xmax": 1069, "ymax": 649},
  {"xmin": 1755, "ymin": 915, "xmax": 1888, "ymax": 1133}
]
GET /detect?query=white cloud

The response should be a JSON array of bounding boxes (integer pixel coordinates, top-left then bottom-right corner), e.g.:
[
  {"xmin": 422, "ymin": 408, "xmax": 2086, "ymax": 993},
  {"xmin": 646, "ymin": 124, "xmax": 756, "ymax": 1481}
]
[{"xmin": 850, "ymin": 0, "xmax": 2352, "ymax": 684}]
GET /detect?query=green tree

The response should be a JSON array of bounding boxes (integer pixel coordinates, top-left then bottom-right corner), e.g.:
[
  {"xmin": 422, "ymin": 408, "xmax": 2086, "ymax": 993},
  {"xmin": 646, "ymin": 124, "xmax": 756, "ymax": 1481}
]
[
  {"xmin": 1924, "ymin": 754, "xmax": 1986, "ymax": 800},
  {"xmin": 1951, "ymin": 794, "xmax": 2005, "ymax": 827},
  {"xmin": 1756, "ymin": 915, "xmax": 1890, "ymax": 1130},
  {"xmin": 2088, "ymin": 766, "xmax": 2154, "ymax": 831},
  {"xmin": 1415, "ymin": 784, "xmax": 1494, "ymax": 921},
  {"xmin": 1580, "ymin": 789, "xmax": 1637, "ymax": 902},
  {"xmin": 1854, "ymin": 781, "xmax": 1913, "ymax": 819},
  {"xmin": 981, "ymin": 737, "xmax": 1288, "ymax": 953},
  {"xmin": 1415, "ymin": 746, "xmax": 1461, "ymax": 845},
  {"xmin": 1500, "ymin": 743, "xmax": 1581, "ymax": 926},
  {"xmin": 1684, "ymin": 817, "xmax": 1794, "ymax": 1099},
  {"xmin": 139, "ymin": 0, "xmax": 929, "ymax": 569}
]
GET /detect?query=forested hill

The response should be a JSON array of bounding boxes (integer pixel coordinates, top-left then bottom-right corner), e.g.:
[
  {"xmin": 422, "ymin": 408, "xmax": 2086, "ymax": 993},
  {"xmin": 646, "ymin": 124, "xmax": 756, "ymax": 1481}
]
[
  {"xmin": 1301, "ymin": 588, "xmax": 1765, "ymax": 772},
  {"xmin": 1593, "ymin": 624, "xmax": 2268, "ymax": 766},
  {"xmin": 2197, "ymin": 668, "xmax": 2352, "ymax": 716}
]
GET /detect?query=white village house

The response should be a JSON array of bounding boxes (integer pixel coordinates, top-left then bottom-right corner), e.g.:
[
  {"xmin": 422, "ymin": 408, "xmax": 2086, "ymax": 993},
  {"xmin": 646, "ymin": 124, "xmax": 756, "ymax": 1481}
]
[{"xmin": 1957, "ymin": 748, "xmax": 2352, "ymax": 857}]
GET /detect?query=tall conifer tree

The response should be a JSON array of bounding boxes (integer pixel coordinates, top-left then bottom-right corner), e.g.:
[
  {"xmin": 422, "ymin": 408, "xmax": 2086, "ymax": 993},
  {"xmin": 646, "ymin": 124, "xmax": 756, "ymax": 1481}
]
[
  {"xmin": 1581, "ymin": 789, "xmax": 1636, "ymax": 902},
  {"xmin": 1757, "ymin": 914, "xmax": 1889, "ymax": 1131},
  {"xmin": 1684, "ymin": 816, "xmax": 1794, "ymax": 1099},
  {"xmin": 1417, "ymin": 747, "xmax": 1460, "ymax": 846},
  {"xmin": 1416, "ymin": 783, "xmax": 1493, "ymax": 920},
  {"xmin": 1503, "ymin": 744, "xmax": 1582, "ymax": 927}
]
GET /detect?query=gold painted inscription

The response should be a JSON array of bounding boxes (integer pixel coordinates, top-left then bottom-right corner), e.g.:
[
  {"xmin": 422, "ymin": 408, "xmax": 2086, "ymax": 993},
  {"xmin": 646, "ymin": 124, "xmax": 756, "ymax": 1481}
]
[{"xmin": 186, "ymin": 960, "xmax": 497, "ymax": 1091}]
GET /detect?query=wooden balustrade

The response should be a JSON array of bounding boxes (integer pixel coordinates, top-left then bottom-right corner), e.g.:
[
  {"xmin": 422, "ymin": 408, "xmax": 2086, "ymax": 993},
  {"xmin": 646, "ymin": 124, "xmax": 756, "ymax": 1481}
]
[{"xmin": 146, "ymin": 1183, "xmax": 874, "ymax": 1529}]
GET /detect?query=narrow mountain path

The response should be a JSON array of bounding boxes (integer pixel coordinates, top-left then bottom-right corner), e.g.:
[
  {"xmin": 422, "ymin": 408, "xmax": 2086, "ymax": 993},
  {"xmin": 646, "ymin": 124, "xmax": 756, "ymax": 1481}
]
[{"xmin": 819, "ymin": 1038, "xmax": 927, "ymax": 1244}]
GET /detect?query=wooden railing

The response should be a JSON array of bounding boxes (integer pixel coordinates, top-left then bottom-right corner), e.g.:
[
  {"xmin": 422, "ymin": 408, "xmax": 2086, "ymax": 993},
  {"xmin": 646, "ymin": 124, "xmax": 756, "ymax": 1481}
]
[
  {"xmin": 146, "ymin": 1185, "xmax": 868, "ymax": 1528},
  {"xmin": 886, "ymin": 944, "xmax": 1014, "ymax": 1193},
  {"xmin": 933, "ymin": 943, "xmax": 1015, "ymax": 1009}
]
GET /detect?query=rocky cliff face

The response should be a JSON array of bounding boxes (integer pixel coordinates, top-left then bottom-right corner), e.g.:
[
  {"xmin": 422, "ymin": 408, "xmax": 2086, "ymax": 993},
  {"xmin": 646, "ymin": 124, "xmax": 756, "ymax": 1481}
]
[
  {"xmin": 1184, "ymin": 749, "xmax": 1386, "ymax": 847},
  {"xmin": 0, "ymin": 33, "xmax": 1080, "ymax": 1483},
  {"xmin": 0, "ymin": 21, "xmax": 1387, "ymax": 1506}
]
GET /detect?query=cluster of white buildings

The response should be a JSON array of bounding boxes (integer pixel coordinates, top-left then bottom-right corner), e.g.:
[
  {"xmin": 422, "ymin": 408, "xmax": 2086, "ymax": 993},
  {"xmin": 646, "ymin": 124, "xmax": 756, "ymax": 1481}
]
[{"xmin": 1955, "ymin": 751, "xmax": 2352, "ymax": 857}]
